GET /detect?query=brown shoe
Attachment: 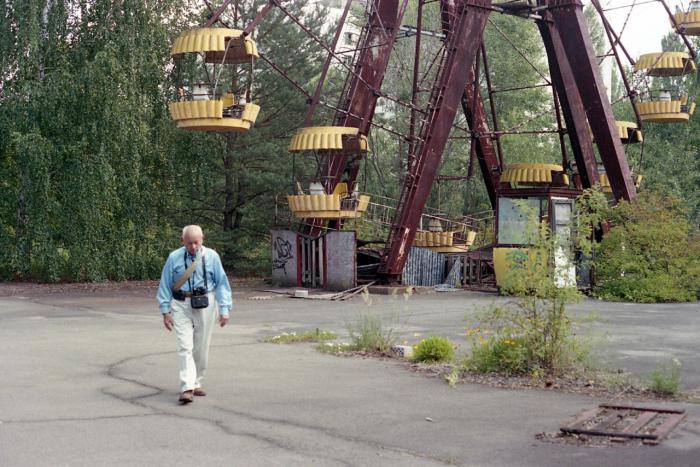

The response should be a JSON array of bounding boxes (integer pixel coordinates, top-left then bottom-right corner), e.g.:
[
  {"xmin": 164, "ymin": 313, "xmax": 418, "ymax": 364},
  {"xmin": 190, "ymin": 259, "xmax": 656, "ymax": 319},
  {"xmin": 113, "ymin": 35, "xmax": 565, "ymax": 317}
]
[
  {"xmin": 179, "ymin": 390, "xmax": 194, "ymax": 404},
  {"xmin": 193, "ymin": 388, "xmax": 207, "ymax": 397}
]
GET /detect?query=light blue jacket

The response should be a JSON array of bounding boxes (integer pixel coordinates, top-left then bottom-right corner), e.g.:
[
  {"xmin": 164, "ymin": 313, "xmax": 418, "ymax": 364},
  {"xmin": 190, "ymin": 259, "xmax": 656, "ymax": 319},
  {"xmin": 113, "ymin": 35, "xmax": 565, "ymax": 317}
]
[{"xmin": 157, "ymin": 246, "xmax": 232, "ymax": 316}]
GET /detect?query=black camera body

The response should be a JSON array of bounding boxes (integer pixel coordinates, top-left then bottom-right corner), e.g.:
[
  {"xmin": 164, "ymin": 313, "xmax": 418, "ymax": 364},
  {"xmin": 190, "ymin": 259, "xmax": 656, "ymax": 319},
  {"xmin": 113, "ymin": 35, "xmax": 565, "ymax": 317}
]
[{"xmin": 191, "ymin": 287, "xmax": 209, "ymax": 309}]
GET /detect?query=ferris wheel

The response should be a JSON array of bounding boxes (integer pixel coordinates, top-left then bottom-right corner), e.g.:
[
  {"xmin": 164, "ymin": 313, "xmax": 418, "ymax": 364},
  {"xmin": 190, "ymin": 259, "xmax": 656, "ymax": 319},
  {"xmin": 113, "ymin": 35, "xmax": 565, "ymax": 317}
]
[{"xmin": 167, "ymin": 0, "xmax": 698, "ymax": 288}]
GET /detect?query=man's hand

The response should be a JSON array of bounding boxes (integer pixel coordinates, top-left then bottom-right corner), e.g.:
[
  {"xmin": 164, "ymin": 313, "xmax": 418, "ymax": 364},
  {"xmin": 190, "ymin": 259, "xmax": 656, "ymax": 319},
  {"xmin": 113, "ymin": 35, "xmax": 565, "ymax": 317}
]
[
  {"xmin": 219, "ymin": 314, "xmax": 229, "ymax": 327},
  {"xmin": 163, "ymin": 313, "xmax": 174, "ymax": 331}
]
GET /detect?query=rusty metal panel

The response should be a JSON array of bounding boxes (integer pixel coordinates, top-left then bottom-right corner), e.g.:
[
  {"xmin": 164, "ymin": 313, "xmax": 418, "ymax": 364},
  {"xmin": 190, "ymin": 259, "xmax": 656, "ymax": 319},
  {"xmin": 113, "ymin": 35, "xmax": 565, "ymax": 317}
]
[
  {"xmin": 271, "ymin": 230, "xmax": 299, "ymax": 287},
  {"xmin": 403, "ymin": 247, "xmax": 446, "ymax": 286},
  {"xmin": 324, "ymin": 231, "xmax": 356, "ymax": 291}
]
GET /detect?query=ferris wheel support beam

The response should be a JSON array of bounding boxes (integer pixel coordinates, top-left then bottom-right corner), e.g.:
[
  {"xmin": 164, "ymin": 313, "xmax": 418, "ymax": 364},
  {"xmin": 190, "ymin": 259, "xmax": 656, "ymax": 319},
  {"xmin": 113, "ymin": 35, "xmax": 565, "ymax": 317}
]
[
  {"xmin": 537, "ymin": 12, "xmax": 599, "ymax": 190},
  {"xmin": 442, "ymin": 0, "xmax": 500, "ymax": 210},
  {"xmin": 461, "ymin": 64, "xmax": 501, "ymax": 209},
  {"xmin": 541, "ymin": 0, "xmax": 636, "ymax": 201},
  {"xmin": 324, "ymin": 0, "xmax": 408, "ymax": 188},
  {"xmin": 379, "ymin": 0, "xmax": 493, "ymax": 282}
]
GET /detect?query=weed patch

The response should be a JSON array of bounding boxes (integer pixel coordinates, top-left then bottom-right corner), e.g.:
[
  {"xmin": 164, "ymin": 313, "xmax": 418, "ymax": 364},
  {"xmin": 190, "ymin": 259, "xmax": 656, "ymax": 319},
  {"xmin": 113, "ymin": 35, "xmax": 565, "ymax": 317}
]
[
  {"xmin": 264, "ymin": 329, "xmax": 337, "ymax": 344},
  {"xmin": 648, "ymin": 359, "xmax": 682, "ymax": 397},
  {"xmin": 346, "ymin": 313, "xmax": 396, "ymax": 353}
]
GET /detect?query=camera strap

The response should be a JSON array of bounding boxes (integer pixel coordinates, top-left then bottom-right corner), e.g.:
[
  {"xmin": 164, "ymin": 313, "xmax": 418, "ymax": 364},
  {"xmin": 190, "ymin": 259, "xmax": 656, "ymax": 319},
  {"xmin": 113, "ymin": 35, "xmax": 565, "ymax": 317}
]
[{"xmin": 172, "ymin": 249, "xmax": 203, "ymax": 291}]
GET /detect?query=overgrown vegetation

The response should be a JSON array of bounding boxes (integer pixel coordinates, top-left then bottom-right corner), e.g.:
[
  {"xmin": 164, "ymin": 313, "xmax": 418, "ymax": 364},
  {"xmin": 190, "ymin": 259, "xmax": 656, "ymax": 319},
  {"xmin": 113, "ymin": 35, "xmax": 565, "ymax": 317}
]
[
  {"xmin": 594, "ymin": 191, "xmax": 700, "ymax": 303},
  {"xmin": 412, "ymin": 336, "xmax": 455, "ymax": 363},
  {"xmin": 466, "ymin": 192, "xmax": 604, "ymax": 376},
  {"xmin": 647, "ymin": 358, "xmax": 683, "ymax": 397},
  {"xmin": 264, "ymin": 329, "xmax": 337, "ymax": 344}
]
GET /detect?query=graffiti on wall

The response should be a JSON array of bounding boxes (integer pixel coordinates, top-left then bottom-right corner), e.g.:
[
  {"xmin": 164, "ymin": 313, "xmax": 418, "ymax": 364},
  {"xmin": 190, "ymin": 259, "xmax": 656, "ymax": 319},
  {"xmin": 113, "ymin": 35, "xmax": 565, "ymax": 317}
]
[{"xmin": 272, "ymin": 236, "xmax": 294, "ymax": 274}]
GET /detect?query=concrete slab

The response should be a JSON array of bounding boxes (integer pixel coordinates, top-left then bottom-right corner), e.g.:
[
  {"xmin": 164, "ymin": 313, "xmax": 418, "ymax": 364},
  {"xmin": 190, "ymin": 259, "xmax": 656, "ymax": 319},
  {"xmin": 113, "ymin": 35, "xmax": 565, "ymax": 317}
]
[{"xmin": 1, "ymin": 286, "xmax": 699, "ymax": 466}]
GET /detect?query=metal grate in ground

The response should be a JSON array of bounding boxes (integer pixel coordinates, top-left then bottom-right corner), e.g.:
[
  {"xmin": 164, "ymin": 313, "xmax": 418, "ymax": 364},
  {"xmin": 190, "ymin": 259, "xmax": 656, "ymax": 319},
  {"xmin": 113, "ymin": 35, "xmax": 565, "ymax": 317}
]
[{"xmin": 560, "ymin": 404, "xmax": 686, "ymax": 445}]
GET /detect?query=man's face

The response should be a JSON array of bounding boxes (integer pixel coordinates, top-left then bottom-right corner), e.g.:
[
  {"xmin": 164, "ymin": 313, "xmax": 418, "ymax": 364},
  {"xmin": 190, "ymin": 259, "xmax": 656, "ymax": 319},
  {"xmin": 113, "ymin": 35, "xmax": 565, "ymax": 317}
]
[{"xmin": 182, "ymin": 231, "xmax": 203, "ymax": 256}]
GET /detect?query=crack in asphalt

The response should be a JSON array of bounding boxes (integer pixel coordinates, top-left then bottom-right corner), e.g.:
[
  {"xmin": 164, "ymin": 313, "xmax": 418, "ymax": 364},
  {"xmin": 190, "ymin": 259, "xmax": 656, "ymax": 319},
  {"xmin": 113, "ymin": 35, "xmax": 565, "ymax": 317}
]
[
  {"xmin": 2, "ymin": 413, "xmax": 161, "ymax": 424},
  {"xmin": 100, "ymin": 346, "xmax": 456, "ymax": 466}
]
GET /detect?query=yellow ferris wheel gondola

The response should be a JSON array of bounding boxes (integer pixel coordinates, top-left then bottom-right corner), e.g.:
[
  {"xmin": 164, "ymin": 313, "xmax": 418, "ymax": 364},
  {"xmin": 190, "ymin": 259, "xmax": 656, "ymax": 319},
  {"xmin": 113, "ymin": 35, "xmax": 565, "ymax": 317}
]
[
  {"xmin": 636, "ymin": 92, "xmax": 696, "ymax": 123},
  {"xmin": 633, "ymin": 52, "xmax": 696, "ymax": 77},
  {"xmin": 168, "ymin": 28, "xmax": 260, "ymax": 132},
  {"xmin": 672, "ymin": 2, "xmax": 700, "ymax": 35}
]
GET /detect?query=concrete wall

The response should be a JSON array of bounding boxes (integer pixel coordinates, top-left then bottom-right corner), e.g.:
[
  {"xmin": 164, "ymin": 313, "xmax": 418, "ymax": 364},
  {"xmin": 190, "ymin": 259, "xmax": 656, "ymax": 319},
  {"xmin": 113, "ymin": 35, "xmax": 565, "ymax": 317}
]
[
  {"xmin": 325, "ymin": 231, "xmax": 356, "ymax": 291},
  {"xmin": 271, "ymin": 230, "xmax": 299, "ymax": 287}
]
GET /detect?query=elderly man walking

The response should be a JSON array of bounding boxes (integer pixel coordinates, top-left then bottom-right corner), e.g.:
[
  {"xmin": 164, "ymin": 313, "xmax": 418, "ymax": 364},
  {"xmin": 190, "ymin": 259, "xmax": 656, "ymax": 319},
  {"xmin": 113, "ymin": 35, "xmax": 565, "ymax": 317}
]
[{"xmin": 157, "ymin": 225, "xmax": 232, "ymax": 404}]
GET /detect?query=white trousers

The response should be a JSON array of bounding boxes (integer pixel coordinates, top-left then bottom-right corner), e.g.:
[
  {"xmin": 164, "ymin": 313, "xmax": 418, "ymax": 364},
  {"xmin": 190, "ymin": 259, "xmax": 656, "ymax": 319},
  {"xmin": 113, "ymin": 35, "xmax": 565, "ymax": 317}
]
[{"xmin": 170, "ymin": 293, "xmax": 217, "ymax": 392}]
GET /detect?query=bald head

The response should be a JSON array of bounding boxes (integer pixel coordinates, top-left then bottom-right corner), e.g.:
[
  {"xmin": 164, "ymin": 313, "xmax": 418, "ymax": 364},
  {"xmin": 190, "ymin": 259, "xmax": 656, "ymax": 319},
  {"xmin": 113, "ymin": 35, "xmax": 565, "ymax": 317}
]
[{"xmin": 181, "ymin": 225, "xmax": 204, "ymax": 255}]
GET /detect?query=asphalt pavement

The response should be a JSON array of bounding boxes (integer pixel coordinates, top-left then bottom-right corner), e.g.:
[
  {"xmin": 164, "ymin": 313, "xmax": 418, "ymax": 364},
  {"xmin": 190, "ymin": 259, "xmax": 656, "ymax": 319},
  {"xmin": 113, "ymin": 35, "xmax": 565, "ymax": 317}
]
[{"xmin": 1, "ymin": 285, "xmax": 699, "ymax": 466}]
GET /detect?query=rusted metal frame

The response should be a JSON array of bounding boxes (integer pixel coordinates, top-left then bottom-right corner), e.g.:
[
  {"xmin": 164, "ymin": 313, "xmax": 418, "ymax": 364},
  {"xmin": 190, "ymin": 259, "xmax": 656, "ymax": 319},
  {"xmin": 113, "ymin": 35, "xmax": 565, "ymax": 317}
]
[
  {"xmin": 331, "ymin": 0, "xmax": 409, "ymax": 178},
  {"xmin": 257, "ymin": 58, "xmax": 408, "ymax": 140},
  {"xmin": 561, "ymin": 426, "xmax": 657, "ymax": 440},
  {"xmin": 342, "ymin": 0, "xmax": 411, "ymax": 192},
  {"xmin": 408, "ymin": 0, "xmax": 425, "ymax": 160},
  {"xmin": 537, "ymin": 15, "xmax": 598, "ymax": 189},
  {"xmin": 273, "ymin": 1, "xmax": 376, "ymax": 94},
  {"xmin": 460, "ymin": 54, "xmax": 501, "ymax": 209},
  {"xmin": 480, "ymin": 43, "xmax": 504, "ymax": 169},
  {"xmin": 455, "ymin": 128, "xmax": 563, "ymax": 136},
  {"xmin": 469, "ymin": 43, "xmax": 482, "ymax": 181},
  {"xmin": 645, "ymin": 412, "xmax": 687, "ymax": 444},
  {"xmin": 544, "ymin": 0, "xmax": 635, "ymax": 201},
  {"xmin": 488, "ymin": 3, "xmax": 545, "ymax": 20},
  {"xmin": 203, "ymin": 0, "xmax": 232, "ymax": 28},
  {"xmin": 242, "ymin": 0, "xmax": 278, "ymax": 37},
  {"xmin": 334, "ymin": 40, "xmax": 393, "ymax": 56},
  {"xmin": 205, "ymin": 0, "xmax": 234, "ymax": 27},
  {"xmin": 307, "ymin": 0, "xmax": 407, "ymax": 236},
  {"xmin": 561, "ymin": 404, "xmax": 686, "ymax": 442},
  {"xmin": 302, "ymin": 0, "xmax": 354, "ymax": 127},
  {"xmin": 658, "ymin": 0, "xmax": 697, "ymax": 59},
  {"xmin": 399, "ymin": 25, "xmax": 446, "ymax": 39},
  {"xmin": 601, "ymin": 0, "xmax": 656, "ymax": 12},
  {"xmin": 621, "ymin": 411, "xmax": 658, "ymax": 434},
  {"xmin": 591, "ymin": 0, "xmax": 643, "ymax": 130},
  {"xmin": 589, "ymin": 0, "xmax": 636, "ymax": 66},
  {"xmin": 491, "ymin": 82, "xmax": 551, "ymax": 94},
  {"xmin": 551, "ymin": 84, "xmax": 569, "ymax": 170},
  {"xmin": 419, "ymin": 44, "xmax": 447, "ymax": 89},
  {"xmin": 599, "ymin": 404, "xmax": 685, "ymax": 414},
  {"xmin": 488, "ymin": 18, "xmax": 551, "ymax": 85},
  {"xmin": 379, "ymin": 0, "xmax": 493, "ymax": 281}
]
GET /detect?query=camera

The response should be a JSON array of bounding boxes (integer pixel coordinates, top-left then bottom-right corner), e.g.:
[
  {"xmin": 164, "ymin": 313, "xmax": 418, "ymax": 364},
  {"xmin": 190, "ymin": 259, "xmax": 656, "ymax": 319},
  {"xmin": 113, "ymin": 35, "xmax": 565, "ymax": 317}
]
[{"xmin": 191, "ymin": 290, "xmax": 209, "ymax": 309}]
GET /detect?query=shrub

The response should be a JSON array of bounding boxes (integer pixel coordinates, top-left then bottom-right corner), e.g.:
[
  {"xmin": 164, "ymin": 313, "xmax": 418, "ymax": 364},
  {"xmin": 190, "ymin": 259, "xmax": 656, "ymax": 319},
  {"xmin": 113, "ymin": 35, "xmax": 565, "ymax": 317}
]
[
  {"xmin": 594, "ymin": 191, "xmax": 700, "ymax": 302},
  {"xmin": 468, "ymin": 334, "xmax": 530, "ymax": 375},
  {"xmin": 412, "ymin": 336, "xmax": 455, "ymax": 363},
  {"xmin": 648, "ymin": 359, "xmax": 682, "ymax": 397}
]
